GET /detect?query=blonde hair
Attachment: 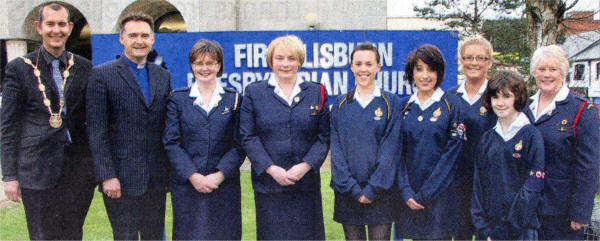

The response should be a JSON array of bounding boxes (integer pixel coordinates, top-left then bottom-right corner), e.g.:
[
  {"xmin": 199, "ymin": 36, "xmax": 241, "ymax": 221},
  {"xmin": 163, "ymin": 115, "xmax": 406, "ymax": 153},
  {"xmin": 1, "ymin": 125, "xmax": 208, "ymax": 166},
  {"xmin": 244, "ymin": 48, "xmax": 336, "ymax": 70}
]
[
  {"xmin": 530, "ymin": 45, "xmax": 569, "ymax": 77},
  {"xmin": 458, "ymin": 35, "xmax": 494, "ymax": 61},
  {"xmin": 266, "ymin": 35, "xmax": 306, "ymax": 69}
]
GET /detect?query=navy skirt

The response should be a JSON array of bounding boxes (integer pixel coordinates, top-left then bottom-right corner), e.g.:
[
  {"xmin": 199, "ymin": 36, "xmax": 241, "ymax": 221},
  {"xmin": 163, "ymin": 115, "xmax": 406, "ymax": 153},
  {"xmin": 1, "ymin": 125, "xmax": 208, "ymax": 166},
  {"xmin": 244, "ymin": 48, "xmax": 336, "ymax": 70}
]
[
  {"xmin": 333, "ymin": 190, "xmax": 397, "ymax": 225},
  {"xmin": 254, "ymin": 190, "xmax": 325, "ymax": 240},
  {"xmin": 171, "ymin": 178, "xmax": 241, "ymax": 240}
]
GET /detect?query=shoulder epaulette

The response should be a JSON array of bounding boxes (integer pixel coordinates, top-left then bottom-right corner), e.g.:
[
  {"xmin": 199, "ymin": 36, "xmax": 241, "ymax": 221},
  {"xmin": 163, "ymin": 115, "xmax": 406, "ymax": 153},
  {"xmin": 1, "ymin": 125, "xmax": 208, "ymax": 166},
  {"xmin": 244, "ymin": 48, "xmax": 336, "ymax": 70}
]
[
  {"xmin": 443, "ymin": 97, "xmax": 452, "ymax": 113},
  {"xmin": 233, "ymin": 91, "xmax": 239, "ymax": 110},
  {"xmin": 172, "ymin": 87, "xmax": 191, "ymax": 93},
  {"xmin": 401, "ymin": 101, "xmax": 410, "ymax": 113},
  {"xmin": 381, "ymin": 92, "xmax": 391, "ymax": 121},
  {"xmin": 337, "ymin": 96, "xmax": 348, "ymax": 109},
  {"xmin": 223, "ymin": 87, "xmax": 238, "ymax": 93}
]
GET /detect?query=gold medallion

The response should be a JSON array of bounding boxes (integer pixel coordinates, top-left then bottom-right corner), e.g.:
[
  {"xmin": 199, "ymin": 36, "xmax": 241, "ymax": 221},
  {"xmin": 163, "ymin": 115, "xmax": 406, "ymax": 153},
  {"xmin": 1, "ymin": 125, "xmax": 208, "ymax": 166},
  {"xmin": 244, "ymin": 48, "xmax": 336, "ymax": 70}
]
[
  {"xmin": 479, "ymin": 106, "xmax": 487, "ymax": 116},
  {"xmin": 515, "ymin": 140, "xmax": 523, "ymax": 151},
  {"xmin": 21, "ymin": 52, "xmax": 74, "ymax": 130},
  {"xmin": 49, "ymin": 114, "xmax": 62, "ymax": 128},
  {"xmin": 561, "ymin": 119, "xmax": 568, "ymax": 125},
  {"xmin": 294, "ymin": 96, "xmax": 300, "ymax": 102}
]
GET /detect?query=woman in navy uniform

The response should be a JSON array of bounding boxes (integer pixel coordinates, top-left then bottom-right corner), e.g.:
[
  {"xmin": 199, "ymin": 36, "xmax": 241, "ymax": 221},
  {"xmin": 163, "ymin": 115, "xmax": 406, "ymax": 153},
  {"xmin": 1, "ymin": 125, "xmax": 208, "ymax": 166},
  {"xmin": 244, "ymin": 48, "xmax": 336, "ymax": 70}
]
[
  {"xmin": 524, "ymin": 45, "xmax": 600, "ymax": 240},
  {"xmin": 239, "ymin": 35, "xmax": 330, "ymax": 240},
  {"xmin": 330, "ymin": 42, "xmax": 402, "ymax": 240},
  {"xmin": 163, "ymin": 39, "xmax": 245, "ymax": 240},
  {"xmin": 447, "ymin": 35, "xmax": 497, "ymax": 240},
  {"xmin": 395, "ymin": 44, "xmax": 466, "ymax": 240},
  {"xmin": 471, "ymin": 70, "xmax": 545, "ymax": 240}
]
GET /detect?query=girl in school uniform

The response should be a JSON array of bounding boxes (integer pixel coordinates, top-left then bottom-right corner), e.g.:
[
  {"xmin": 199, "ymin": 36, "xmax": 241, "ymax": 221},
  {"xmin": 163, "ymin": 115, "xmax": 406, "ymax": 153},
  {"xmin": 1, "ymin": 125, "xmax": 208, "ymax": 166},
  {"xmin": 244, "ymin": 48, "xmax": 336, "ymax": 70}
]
[
  {"xmin": 395, "ymin": 44, "xmax": 466, "ymax": 240},
  {"xmin": 239, "ymin": 35, "xmax": 330, "ymax": 240},
  {"xmin": 330, "ymin": 42, "xmax": 402, "ymax": 240},
  {"xmin": 163, "ymin": 39, "xmax": 245, "ymax": 240},
  {"xmin": 471, "ymin": 70, "xmax": 545, "ymax": 240}
]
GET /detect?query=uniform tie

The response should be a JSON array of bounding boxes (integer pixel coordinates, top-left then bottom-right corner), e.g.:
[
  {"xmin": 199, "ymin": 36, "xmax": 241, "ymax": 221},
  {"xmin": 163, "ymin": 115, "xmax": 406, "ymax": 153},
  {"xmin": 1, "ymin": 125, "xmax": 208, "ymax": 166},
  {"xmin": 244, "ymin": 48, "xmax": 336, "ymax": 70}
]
[
  {"xmin": 51, "ymin": 59, "xmax": 71, "ymax": 142},
  {"xmin": 51, "ymin": 59, "xmax": 64, "ymax": 98}
]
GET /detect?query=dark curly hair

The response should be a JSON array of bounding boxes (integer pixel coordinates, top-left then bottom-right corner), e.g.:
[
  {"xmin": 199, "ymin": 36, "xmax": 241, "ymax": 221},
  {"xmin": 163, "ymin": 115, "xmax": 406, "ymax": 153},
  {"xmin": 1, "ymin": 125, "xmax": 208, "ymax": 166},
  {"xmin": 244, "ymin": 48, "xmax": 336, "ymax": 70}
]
[{"xmin": 482, "ymin": 70, "xmax": 528, "ymax": 112}]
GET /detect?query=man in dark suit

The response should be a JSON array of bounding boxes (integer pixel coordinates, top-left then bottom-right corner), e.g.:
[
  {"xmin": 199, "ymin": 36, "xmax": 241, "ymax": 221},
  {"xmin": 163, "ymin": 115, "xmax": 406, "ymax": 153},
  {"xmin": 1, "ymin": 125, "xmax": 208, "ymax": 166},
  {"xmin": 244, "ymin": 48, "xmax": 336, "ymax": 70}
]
[
  {"xmin": 1, "ymin": 2, "xmax": 95, "ymax": 240},
  {"xmin": 86, "ymin": 11, "xmax": 171, "ymax": 240}
]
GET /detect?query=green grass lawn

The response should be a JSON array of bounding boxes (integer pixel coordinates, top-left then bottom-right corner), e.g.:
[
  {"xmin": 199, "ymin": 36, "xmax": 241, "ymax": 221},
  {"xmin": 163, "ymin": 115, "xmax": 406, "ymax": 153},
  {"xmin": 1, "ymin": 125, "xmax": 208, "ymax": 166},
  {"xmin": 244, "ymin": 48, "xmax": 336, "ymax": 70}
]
[{"xmin": 0, "ymin": 171, "xmax": 345, "ymax": 240}]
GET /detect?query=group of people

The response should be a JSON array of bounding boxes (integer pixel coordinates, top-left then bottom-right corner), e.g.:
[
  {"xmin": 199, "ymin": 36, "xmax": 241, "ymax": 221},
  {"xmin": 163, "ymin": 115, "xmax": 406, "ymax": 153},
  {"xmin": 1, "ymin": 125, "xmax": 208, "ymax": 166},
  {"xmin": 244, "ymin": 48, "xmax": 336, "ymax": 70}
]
[{"xmin": 1, "ymin": 2, "xmax": 599, "ymax": 241}]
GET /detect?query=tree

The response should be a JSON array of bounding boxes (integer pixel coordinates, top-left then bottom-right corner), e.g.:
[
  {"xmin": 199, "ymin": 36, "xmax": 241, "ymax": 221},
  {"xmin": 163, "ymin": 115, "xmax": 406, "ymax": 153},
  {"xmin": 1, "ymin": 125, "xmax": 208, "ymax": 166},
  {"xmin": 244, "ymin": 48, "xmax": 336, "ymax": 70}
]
[
  {"xmin": 414, "ymin": 0, "xmax": 523, "ymax": 36},
  {"xmin": 482, "ymin": 18, "xmax": 531, "ymax": 74},
  {"xmin": 525, "ymin": 0, "xmax": 578, "ymax": 51},
  {"xmin": 525, "ymin": 0, "xmax": 579, "ymax": 93}
]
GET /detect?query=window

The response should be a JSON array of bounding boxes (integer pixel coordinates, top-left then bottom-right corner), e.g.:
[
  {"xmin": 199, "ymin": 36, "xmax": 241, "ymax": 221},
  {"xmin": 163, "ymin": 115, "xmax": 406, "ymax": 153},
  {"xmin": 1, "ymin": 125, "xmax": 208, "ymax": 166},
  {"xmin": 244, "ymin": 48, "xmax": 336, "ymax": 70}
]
[{"xmin": 574, "ymin": 64, "xmax": 585, "ymax": 81}]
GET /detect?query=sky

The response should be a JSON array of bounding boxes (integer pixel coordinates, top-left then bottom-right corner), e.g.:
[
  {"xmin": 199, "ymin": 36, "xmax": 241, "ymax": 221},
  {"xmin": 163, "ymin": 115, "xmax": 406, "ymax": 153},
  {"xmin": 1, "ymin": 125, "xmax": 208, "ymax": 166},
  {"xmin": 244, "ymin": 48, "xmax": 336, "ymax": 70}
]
[{"xmin": 387, "ymin": 0, "xmax": 600, "ymax": 18}]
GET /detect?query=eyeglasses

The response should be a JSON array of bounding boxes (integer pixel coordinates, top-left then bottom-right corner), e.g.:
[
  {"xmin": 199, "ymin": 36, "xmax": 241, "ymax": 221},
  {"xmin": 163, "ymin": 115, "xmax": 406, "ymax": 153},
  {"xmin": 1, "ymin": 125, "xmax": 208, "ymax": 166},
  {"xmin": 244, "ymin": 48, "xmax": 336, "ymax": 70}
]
[
  {"xmin": 462, "ymin": 56, "xmax": 490, "ymax": 62},
  {"xmin": 192, "ymin": 61, "xmax": 219, "ymax": 67}
]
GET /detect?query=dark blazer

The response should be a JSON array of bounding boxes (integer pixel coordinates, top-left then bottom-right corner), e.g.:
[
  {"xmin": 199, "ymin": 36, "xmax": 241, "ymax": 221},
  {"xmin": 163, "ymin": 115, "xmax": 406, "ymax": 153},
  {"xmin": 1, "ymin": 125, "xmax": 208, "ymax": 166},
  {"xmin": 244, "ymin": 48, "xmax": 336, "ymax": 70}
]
[
  {"xmin": 524, "ymin": 93, "xmax": 600, "ymax": 223},
  {"xmin": 87, "ymin": 56, "xmax": 172, "ymax": 196},
  {"xmin": 163, "ymin": 86, "xmax": 245, "ymax": 240},
  {"xmin": 1, "ymin": 48, "xmax": 94, "ymax": 189},
  {"xmin": 239, "ymin": 80, "xmax": 330, "ymax": 193}
]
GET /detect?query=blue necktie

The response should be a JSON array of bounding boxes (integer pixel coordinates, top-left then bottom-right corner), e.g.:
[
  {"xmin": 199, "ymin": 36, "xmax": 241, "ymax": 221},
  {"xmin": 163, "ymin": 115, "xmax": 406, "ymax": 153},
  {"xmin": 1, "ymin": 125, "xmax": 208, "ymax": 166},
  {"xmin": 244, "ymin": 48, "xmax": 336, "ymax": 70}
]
[
  {"xmin": 51, "ymin": 59, "xmax": 64, "ymax": 102},
  {"xmin": 51, "ymin": 59, "xmax": 71, "ymax": 142}
]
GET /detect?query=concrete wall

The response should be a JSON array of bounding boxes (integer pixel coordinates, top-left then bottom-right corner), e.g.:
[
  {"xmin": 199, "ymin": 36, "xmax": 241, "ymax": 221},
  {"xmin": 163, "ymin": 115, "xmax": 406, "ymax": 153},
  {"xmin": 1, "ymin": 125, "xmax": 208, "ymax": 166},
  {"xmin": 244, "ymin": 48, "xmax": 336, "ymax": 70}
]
[{"xmin": 0, "ymin": 0, "xmax": 387, "ymax": 40}]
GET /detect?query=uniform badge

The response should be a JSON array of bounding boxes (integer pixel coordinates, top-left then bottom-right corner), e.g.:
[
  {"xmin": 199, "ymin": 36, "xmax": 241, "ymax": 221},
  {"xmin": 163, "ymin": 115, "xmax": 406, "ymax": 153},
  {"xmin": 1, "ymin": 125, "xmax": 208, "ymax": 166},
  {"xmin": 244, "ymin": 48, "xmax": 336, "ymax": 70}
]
[
  {"xmin": 294, "ymin": 96, "xmax": 300, "ymax": 103},
  {"xmin": 430, "ymin": 107, "xmax": 442, "ymax": 122},
  {"xmin": 547, "ymin": 110, "xmax": 553, "ymax": 116},
  {"xmin": 513, "ymin": 153, "xmax": 521, "ymax": 158},
  {"xmin": 515, "ymin": 140, "xmax": 523, "ymax": 151},
  {"xmin": 310, "ymin": 105, "xmax": 314, "ymax": 110},
  {"xmin": 479, "ymin": 106, "xmax": 487, "ymax": 116},
  {"xmin": 417, "ymin": 115, "xmax": 424, "ymax": 122},
  {"xmin": 374, "ymin": 107, "xmax": 383, "ymax": 120},
  {"xmin": 561, "ymin": 119, "xmax": 568, "ymax": 125},
  {"xmin": 455, "ymin": 122, "xmax": 466, "ymax": 140},
  {"xmin": 222, "ymin": 107, "xmax": 230, "ymax": 114}
]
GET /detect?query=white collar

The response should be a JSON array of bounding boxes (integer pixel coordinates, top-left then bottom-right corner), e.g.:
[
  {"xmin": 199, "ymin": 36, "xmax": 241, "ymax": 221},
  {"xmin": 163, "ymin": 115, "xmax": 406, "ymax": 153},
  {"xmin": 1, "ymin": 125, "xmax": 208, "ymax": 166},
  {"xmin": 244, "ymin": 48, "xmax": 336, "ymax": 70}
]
[
  {"xmin": 494, "ymin": 112, "xmax": 530, "ymax": 141},
  {"xmin": 408, "ymin": 87, "xmax": 445, "ymax": 111},
  {"xmin": 189, "ymin": 80, "xmax": 225, "ymax": 113},
  {"xmin": 529, "ymin": 83, "xmax": 569, "ymax": 121},
  {"xmin": 268, "ymin": 75, "xmax": 303, "ymax": 105},
  {"xmin": 457, "ymin": 79, "xmax": 488, "ymax": 105},
  {"xmin": 355, "ymin": 86, "xmax": 381, "ymax": 108}
]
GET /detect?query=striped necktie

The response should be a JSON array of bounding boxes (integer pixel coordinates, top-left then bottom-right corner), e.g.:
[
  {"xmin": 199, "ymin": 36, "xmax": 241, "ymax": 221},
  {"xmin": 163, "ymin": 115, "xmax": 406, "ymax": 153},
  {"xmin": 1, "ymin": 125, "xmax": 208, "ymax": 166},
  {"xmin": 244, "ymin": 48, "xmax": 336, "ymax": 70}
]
[{"xmin": 51, "ymin": 59, "xmax": 66, "ymax": 114}]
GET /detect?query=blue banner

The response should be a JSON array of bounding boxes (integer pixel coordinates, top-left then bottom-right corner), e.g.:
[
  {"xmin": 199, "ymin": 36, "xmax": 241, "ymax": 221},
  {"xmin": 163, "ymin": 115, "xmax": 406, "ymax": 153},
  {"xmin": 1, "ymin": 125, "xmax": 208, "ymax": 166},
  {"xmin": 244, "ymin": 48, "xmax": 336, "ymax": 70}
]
[{"xmin": 92, "ymin": 30, "xmax": 458, "ymax": 102}]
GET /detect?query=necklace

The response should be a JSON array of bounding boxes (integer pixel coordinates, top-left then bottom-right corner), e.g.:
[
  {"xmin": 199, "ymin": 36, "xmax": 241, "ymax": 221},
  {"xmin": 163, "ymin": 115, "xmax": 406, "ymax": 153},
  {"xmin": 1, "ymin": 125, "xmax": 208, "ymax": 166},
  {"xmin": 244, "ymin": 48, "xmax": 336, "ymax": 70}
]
[{"xmin": 21, "ymin": 51, "xmax": 74, "ymax": 128}]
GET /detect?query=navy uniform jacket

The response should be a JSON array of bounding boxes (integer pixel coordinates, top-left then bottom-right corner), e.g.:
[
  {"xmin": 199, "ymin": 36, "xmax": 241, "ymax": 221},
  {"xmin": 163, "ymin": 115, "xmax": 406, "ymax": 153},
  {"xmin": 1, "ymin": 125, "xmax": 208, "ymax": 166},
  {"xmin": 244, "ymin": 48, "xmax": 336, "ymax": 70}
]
[
  {"xmin": 239, "ymin": 80, "xmax": 330, "ymax": 193},
  {"xmin": 471, "ymin": 123, "xmax": 545, "ymax": 240},
  {"xmin": 524, "ymin": 93, "xmax": 600, "ymax": 223},
  {"xmin": 1, "ymin": 49, "xmax": 95, "ymax": 189},
  {"xmin": 330, "ymin": 89, "xmax": 401, "ymax": 200},
  {"xmin": 163, "ymin": 86, "xmax": 245, "ymax": 240},
  {"xmin": 447, "ymin": 86, "xmax": 497, "ymax": 186},
  {"xmin": 164, "ymin": 86, "xmax": 244, "ymax": 181},
  {"xmin": 87, "ymin": 57, "xmax": 172, "ymax": 196},
  {"xmin": 397, "ymin": 92, "xmax": 466, "ymax": 238}
]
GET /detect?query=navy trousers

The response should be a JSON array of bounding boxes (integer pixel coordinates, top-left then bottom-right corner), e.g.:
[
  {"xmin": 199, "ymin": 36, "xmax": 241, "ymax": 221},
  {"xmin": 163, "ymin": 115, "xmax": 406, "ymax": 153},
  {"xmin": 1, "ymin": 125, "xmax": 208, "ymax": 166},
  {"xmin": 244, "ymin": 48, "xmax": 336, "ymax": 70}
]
[
  {"xmin": 540, "ymin": 216, "xmax": 585, "ymax": 240},
  {"xmin": 21, "ymin": 175, "xmax": 94, "ymax": 240},
  {"xmin": 103, "ymin": 187, "xmax": 166, "ymax": 240}
]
